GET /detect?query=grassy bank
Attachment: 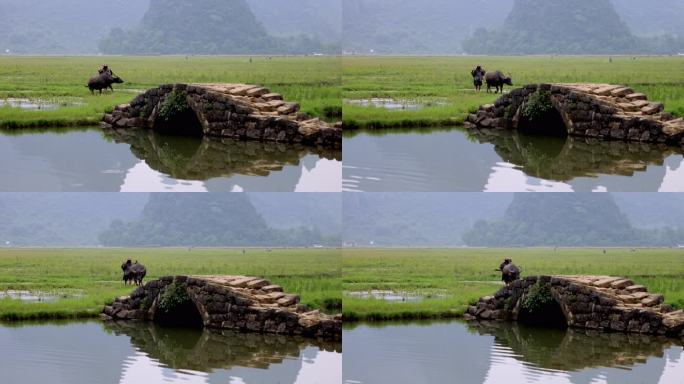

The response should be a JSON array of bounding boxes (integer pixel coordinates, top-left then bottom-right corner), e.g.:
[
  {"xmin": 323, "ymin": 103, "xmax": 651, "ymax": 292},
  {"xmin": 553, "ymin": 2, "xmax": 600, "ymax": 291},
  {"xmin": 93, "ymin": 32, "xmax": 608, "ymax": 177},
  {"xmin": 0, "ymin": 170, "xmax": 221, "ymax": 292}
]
[
  {"xmin": 343, "ymin": 56, "xmax": 684, "ymax": 129},
  {"xmin": 0, "ymin": 248, "xmax": 341, "ymax": 321},
  {"xmin": 342, "ymin": 248, "xmax": 684, "ymax": 321},
  {"xmin": 0, "ymin": 56, "xmax": 341, "ymax": 128}
]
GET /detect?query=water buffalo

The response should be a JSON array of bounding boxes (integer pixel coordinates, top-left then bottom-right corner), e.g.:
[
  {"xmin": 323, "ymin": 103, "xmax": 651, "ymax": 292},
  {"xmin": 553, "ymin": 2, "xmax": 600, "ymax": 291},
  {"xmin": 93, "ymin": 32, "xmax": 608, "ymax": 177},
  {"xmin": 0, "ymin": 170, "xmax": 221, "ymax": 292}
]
[
  {"xmin": 129, "ymin": 262, "xmax": 147, "ymax": 286},
  {"xmin": 485, "ymin": 71, "xmax": 512, "ymax": 94},
  {"xmin": 87, "ymin": 72, "xmax": 124, "ymax": 94},
  {"xmin": 498, "ymin": 258, "xmax": 520, "ymax": 286},
  {"xmin": 121, "ymin": 259, "xmax": 147, "ymax": 286}
]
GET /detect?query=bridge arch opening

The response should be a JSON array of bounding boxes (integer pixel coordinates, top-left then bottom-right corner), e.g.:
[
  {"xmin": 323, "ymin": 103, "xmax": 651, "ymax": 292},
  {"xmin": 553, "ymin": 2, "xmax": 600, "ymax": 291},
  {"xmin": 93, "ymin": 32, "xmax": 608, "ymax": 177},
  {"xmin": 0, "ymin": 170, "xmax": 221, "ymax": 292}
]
[
  {"xmin": 518, "ymin": 95, "xmax": 568, "ymax": 137},
  {"xmin": 518, "ymin": 296, "xmax": 568, "ymax": 329},
  {"xmin": 153, "ymin": 290, "xmax": 204, "ymax": 329},
  {"xmin": 152, "ymin": 93, "xmax": 204, "ymax": 137}
]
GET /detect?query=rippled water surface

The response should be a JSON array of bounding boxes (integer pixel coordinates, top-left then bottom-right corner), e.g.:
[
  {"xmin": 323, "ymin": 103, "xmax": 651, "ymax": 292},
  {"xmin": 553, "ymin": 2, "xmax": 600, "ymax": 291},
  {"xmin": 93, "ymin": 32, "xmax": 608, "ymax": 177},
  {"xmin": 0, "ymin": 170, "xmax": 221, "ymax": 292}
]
[
  {"xmin": 0, "ymin": 128, "xmax": 341, "ymax": 192},
  {"xmin": 0, "ymin": 321, "xmax": 341, "ymax": 384},
  {"xmin": 343, "ymin": 320, "xmax": 684, "ymax": 384},
  {"xmin": 343, "ymin": 128, "xmax": 684, "ymax": 192}
]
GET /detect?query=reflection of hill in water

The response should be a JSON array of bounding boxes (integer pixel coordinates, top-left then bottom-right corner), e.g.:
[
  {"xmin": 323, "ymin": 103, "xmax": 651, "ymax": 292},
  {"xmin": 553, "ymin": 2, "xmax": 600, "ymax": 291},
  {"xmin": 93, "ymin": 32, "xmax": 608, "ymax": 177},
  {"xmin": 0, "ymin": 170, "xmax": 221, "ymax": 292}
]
[
  {"xmin": 105, "ymin": 128, "xmax": 341, "ymax": 181},
  {"xmin": 104, "ymin": 321, "xmax": 341, "ymax": 374},
  {"xmin": 470, "ymin": 129, "xmax": 681, "ymax": 182},
  {"xmin": 469, "ymin": 320, "xmax": 679, "ymax": 372}
]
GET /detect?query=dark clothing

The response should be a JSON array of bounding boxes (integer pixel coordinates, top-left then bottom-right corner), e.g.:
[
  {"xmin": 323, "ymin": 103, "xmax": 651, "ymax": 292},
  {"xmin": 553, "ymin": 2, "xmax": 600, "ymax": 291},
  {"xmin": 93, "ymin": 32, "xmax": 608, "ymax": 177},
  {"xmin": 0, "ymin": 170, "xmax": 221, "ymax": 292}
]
[
  {"xmin": 472, "ymin": 68, "xmax": 486, "ymax": 86},
  {"xmin": 498, "ymin": 260, "xmax": 508, "ymax": 272},
  {"xmin": 98, "ymin": 66, "xmax": 113, "ymax": 76}
]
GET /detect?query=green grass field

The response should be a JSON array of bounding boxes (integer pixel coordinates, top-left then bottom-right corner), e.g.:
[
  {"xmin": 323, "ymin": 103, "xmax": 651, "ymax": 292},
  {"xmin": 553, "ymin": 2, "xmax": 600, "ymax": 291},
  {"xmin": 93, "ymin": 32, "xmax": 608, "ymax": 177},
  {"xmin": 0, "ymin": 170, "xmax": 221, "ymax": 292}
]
[
  {"xmin": 343, "ymin": 56, "xmax": 684, "ymax": 128},
  {"xmin": 0, "ymin": 56, "xmax": 340, "ymax": 128},
  {"xmin": 0, "ymin": 248, "xmax": 341, "ymax": 321},
  {"xmin": 343, "ymin": 248, "xmax": 684, "ymax": 321}
]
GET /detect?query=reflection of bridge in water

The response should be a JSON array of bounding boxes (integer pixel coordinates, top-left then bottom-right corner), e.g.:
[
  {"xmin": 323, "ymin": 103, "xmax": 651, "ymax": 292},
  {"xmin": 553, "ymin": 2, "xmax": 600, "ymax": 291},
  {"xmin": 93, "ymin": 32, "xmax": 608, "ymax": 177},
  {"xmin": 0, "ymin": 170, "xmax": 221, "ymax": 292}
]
[
  {"xmin": 342, "ymin": 319, "xmax": 684, "ymax": 384},
  {"xmin": 106, "ymin": 321, "xmax": 340, "ymax": 377},
  {"xmin": 470, "ymin": 128, "xmax": 682, "ymax": 182},
  {"xmin": 470, "ymin": 320, "xmax": 681, "ymax": 373},
  {"xmin": 105, "ymin": 127, "xmax": 341, "ymax": 181}
]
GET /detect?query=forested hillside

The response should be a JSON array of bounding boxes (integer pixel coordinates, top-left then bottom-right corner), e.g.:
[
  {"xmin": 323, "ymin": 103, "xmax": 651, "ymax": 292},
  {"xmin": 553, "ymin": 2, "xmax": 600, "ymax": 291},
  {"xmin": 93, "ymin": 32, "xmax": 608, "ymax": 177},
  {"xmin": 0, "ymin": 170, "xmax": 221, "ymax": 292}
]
[
  {"xmin": 342, "ymin": 193, "xmax": 684, "ymax": 247},
  {"xmin": 0, "ymin": 194, "xmax": 339, "ymax": 247},
  {"xmin": 343, "ymin": 0, "xmax": 510, "ymax": 54},
  {"xmin": 0, "ymin": 194, "xmax": 148, "ymax": 246},
  {"xmin": 343, "ymin": 0, "xmax": 684, "ymax": 54},
  {"xmin": 463, "ymin": 194, "xmax": 684, "ymax": 247},
  {"xmin": 246, "ymin": 0, "xmax": 341, "ymax": 43},
  {"xmin": 98, "ymin": 194, "xmax": 339, "ymax": 247},
  {"xmin": 463, "ymin": 0, "xmax": 683, "ymax": 54},
  {"xmin": 614, "ymin": 194, "xmax": 684, "ymax": 229},
  {"xmin": 0, "ymin": 0, "xmax": 339, "ymax": 54},
  {"xmin": 250, "ymin": 193, "xmax": 342, "ymax": 234},
  {"xmin": 343, "ymin": 193, "xmax": 512, "ymax": 246},
  {"xmin": 616, "ymin": 0, "xmax": 684, "ymax": 37},
  {"xmin": 0, "ymin": 0, "xmax": 146, "ymax": 54},
  {"xmin": 98, "ymin": 0, "xmax": 281, "ymax": 54}
]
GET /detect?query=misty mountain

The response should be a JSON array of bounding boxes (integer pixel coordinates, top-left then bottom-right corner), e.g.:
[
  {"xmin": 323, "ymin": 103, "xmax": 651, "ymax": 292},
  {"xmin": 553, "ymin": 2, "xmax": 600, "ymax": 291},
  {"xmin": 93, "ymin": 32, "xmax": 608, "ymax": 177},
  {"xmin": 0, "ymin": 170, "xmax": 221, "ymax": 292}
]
[
  {"xmin": 616, "ymin": 0, "xmax": 684, "ymax": 37},
  {"xmin": 0, "ymin": 193, "xmax": 339, "ymax": 247},
  {"xmin": 99, "ymin": 193, "xmax": 269, "ymax": 246},
  {"xmin": 343, "ymin": 193, "xmax": 684, "ymax": 247},
  {"xmin": 98, "ymin": 194, "xmax": 339, "ymax": 247},
  {"xmin": 463, "ymin": 194, "xmax": 641, "ymax": 246},
  {"xmin": 0, "ymin": 193, "xmax": 148, "ymax": 246},
  {"xmin": 343, "ymin": 193, "xmax": 512, "ymax": 246},
  {"xmin": 99, "ymin": 0, "xmax": 282, "ymax": 55},
  {"xmin": 463, "ymin": 0, "xmax": 684, "ymax": 55},
  {"xmin": 343, "ymin": 0, "xmax": 511, "ymax": 54},
  {"xmin": 0, "ymin": 0, "xmax": 147, "ymax": 54},
  {"xmin": 250, "ymin": 193, "xmax": 342, "ymax": 234},
  {"xmin": 343, "ymin": 0, "xmax": 684, "ymax": 54},
  {"xmin": 614, "ymin": 194, "xmax": 684, "ymax": 229},
  {"xmin": 0, "ymin": 0, "xmax": 339, "ymax": 54},
  {"xmin": 246, "ymin": 0, "xmax": 342, "ymax": 44}
]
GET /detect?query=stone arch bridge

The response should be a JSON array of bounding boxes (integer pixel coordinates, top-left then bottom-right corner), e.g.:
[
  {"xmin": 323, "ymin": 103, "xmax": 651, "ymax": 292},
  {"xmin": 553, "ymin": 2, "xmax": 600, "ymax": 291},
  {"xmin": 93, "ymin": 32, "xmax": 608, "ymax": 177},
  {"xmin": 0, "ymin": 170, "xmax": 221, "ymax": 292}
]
[
  {"xmin": 103, "ymin": 83, "xmax": 341, "ymax": 149},
  {"xmin": 466, "ymin": 84, "xmax": 684, "ymax": 145},
  {"xmin": 467, "ymin": 275, "xmax": 684, "ymax": 338},
  {"xmin": 103, "ymin": 275, "xmax": 341, "ymax": 341}
]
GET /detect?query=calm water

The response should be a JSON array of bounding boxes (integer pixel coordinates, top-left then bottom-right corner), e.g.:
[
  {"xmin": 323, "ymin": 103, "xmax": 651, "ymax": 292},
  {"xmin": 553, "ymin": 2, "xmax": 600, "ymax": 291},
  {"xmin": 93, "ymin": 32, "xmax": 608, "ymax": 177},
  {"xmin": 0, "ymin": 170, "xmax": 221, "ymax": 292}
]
[
  {"xmin": 343, "ymin": 320, "xmax": 684, "ymax": 384},
  {"xmin": 343, "ymin": 127, "xmax": 684, "ymax": 192},
  {"xmin": 0, "ymin": 321, "xmax": 341, "ymax": 384},
  {"xmin": 0, "ymin": 128, "xmax": 341, "ymax": 192}
]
